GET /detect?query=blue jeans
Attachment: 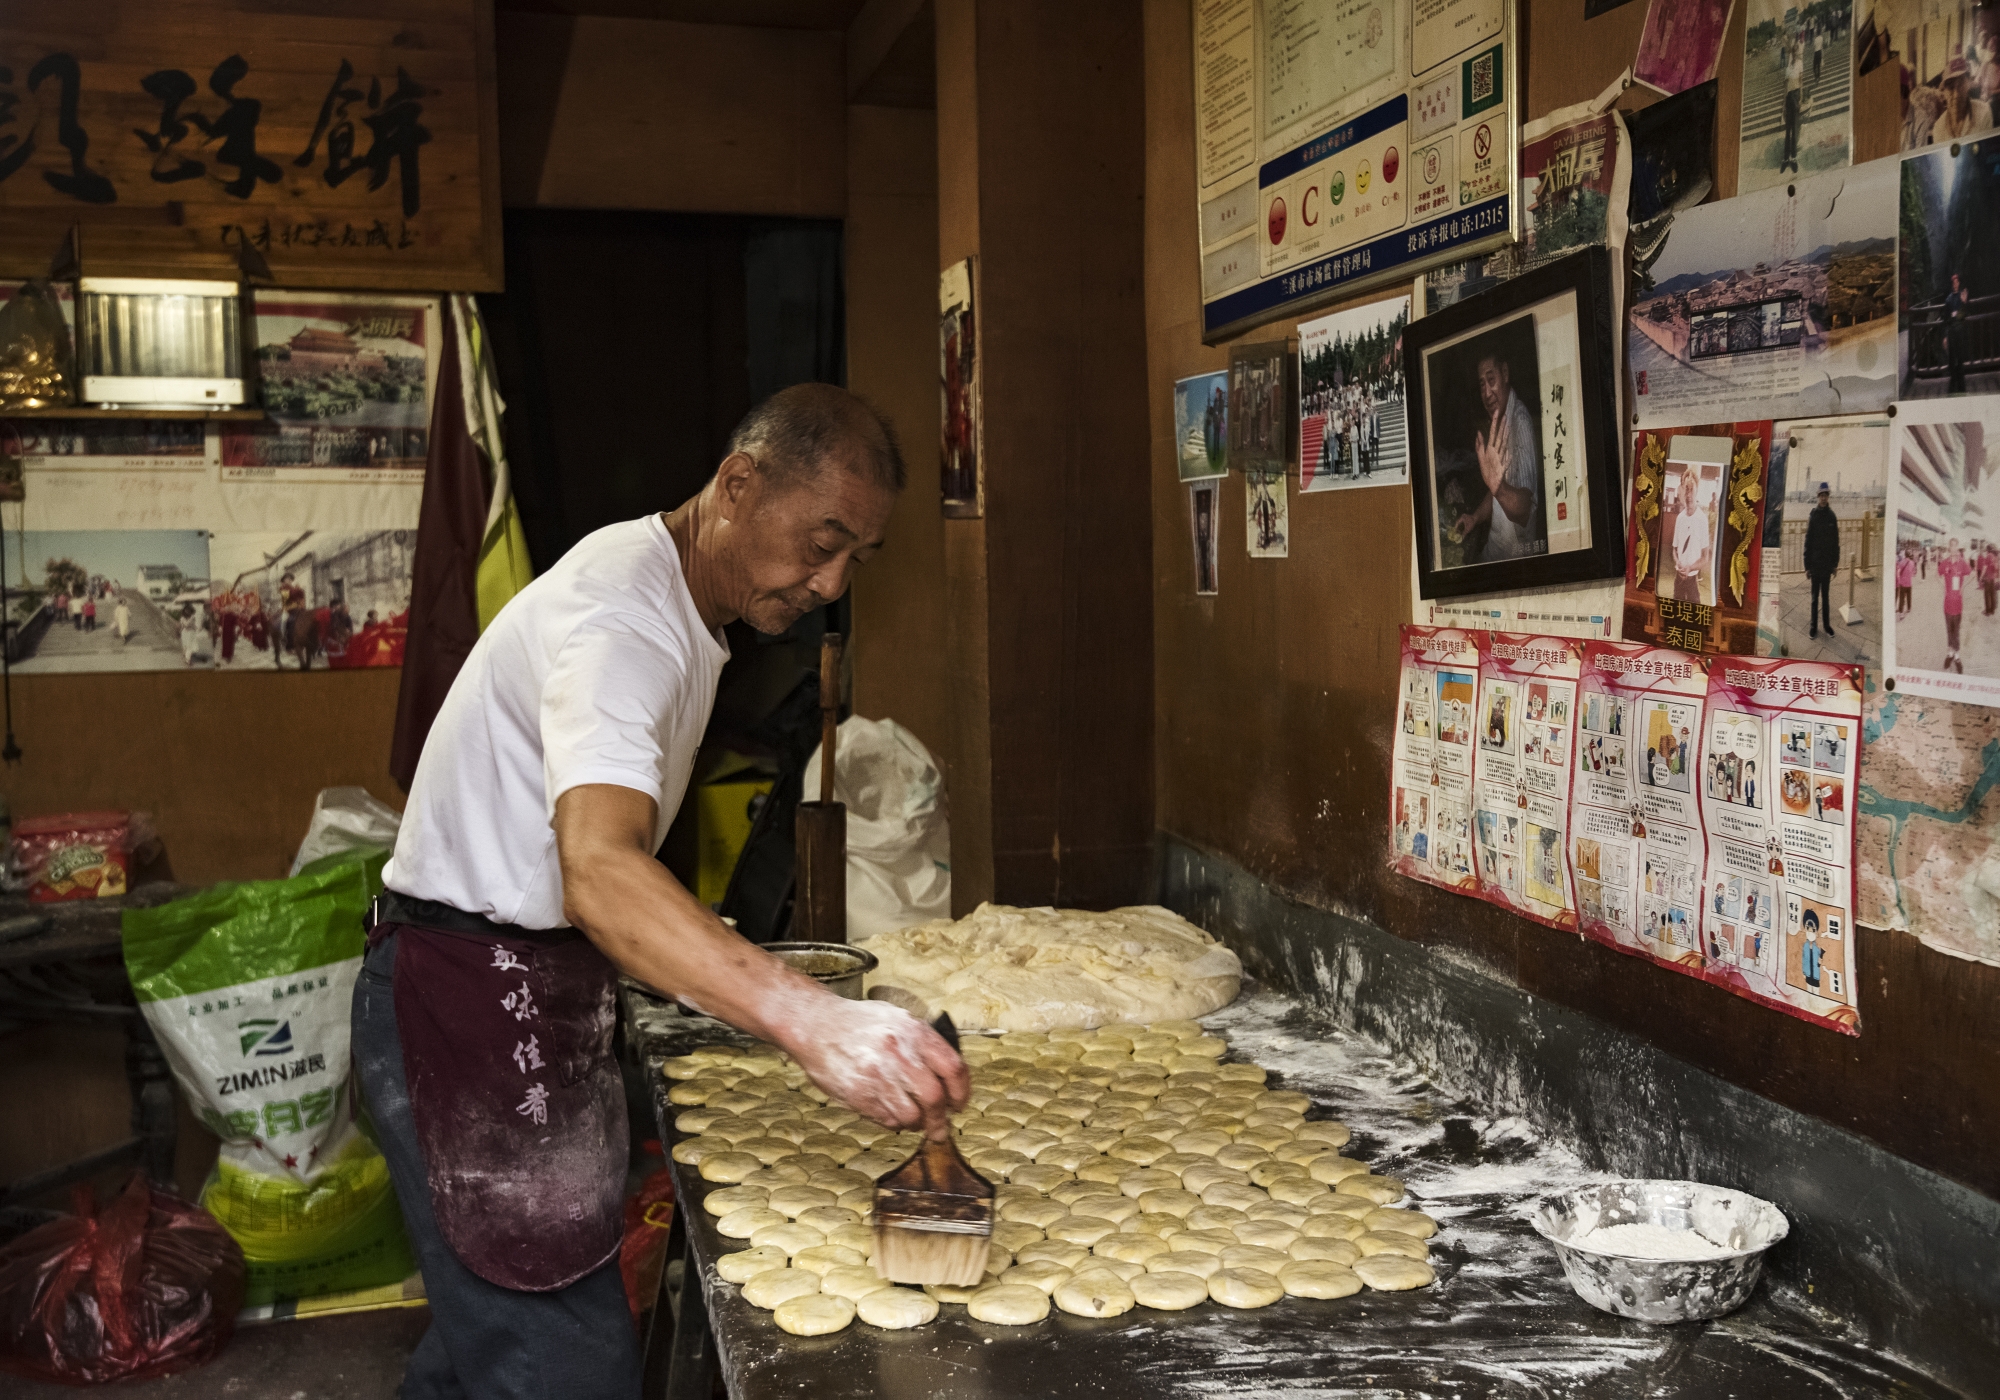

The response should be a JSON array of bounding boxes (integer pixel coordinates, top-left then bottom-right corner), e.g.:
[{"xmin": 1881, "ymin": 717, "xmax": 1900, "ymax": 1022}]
[{"xmin": 352, "ymin": 933, "xmax": 642, "ymax": 1400}]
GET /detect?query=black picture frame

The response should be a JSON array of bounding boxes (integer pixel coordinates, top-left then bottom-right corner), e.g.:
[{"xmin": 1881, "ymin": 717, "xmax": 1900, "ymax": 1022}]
[{"xmin": 1406, "ymin": 245, "xmax": 1624, "ymax": 601}]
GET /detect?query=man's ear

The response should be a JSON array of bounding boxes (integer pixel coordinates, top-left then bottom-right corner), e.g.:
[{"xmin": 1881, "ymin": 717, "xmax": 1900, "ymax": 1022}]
[{"xmin": 716, "ymin": 451, "xmax": 758, "ymax": 520}]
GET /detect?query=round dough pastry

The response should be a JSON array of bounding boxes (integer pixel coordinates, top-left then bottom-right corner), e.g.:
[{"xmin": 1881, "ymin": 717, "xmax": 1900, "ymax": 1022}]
[
  {"xmin": 1273, "ymin": 1140, "xmax": 1335, "ymax": 1166},
  {"xmin": 1343, "ymin": 1175, "xmax": 1408, "ymax": 1205},
  {"xmin": 829, "ymin": 1224, "xmax": 880, "ymax": 1256},
  {"xmin": 717, "ymin": 1206, "xmax": 788, "ymax": 1240},
  {"xmin": 1010, "ymin": 1164, "xmax": 1075, "ymax": 1195},
  {"xmin": 1150, "ymin": 1019, "xmax": 1205, "ymax": 1039},
  {"xmin": 1131, "ymin": 1212, "xmax": 1187, "ymax": 1238},
  {"xmin": 1219, "ymin": 1244, "xmax": 1292, "ymax": 1274},
  {"xmin": 1066, "ymin": 1194, "xmax": 1139, "ymax": 1224},
  {"xmin": 796, "ymin": 1206, "xmax": 861, "ymax": 1235},
  {"xmin": 717, "ymin": 1245, "xmax": 790, "ymax": 1283},
  {"xmin": 697, "ymin": 1150, "xmax": 764, "ymax": 1183},
  {"xmin": 1180, "ymin": 1162, "xmax": 1248, "ymax": 1196},
  {"xmin": 1314, "ymin": 1193, "xmax": 1379, "ymax": 1219},
  {"xmin": 672, "ymin": 1134, "xmax": 727, "ymax": 1165},
  {"xmin": 1356, "ymin": 1231, "xmax": 1428, "ymax": 1262},
  {"xmin": 742, "ymin": 1267, "xmax": 821, "ymax": 1309},
  {"xmin": 846, "ymin": 1150, "xmax": 907, "ymax": 1180},
  {"xmin": 1138, "ymin": 1188, "xmax": 1201, "ymax": 1219},
  {"xmin": 1146, "ymin": 1250, "xmax": 1223, "ymax": 1279},
  {"xmin": 1280, "ymin": 1260, "xmax": 1363, "ymax": 1299},
  {"xmin": 1289, "ymin": 1236, "xmax": 1361, "ymax": 1266},
  {"xmin": 1038, "ymin": 1144, "xmax": 1104, "ymax": 1173},
  {"xmin": 1013, "ymin": 1239, "xmax": 1089, "ymax": 1269},
  {"xmin": 1047, "ymin": 1215, "xmax": 1118, "ymax": 1246},
  {"xmin": 1248, "ymin": 1201, "xmax": 1308, "ymax": 1227},
  {"xmin": 1050, "ymin": 1178, "xmax": 1106, "ymax": 1207},
  {"xmin": 1235, "ymin": 1126, "xmax": 1292, "ymax": 1153},
  {"xmin": 736, "ymin": 1137, "xmax": 801, "ymax": 1166},
  {"xmin": 966, "ymin": 1284, "xmax": 1051, "ymax": 1325},
  {"xmin": 1001, "ymin": 1261, "xmax": 1073, "ymax": 1295},
  {"xmin": 1300, "ymin": 1214, "xmax": 1366, "ymax": 1241},
  {"xmin": 1117, "ymin": 1168, "xmax": 1180, "ymax": 1198},
  {"xmin": 1208, "ymin": 1267, "xmax": 1284, "ymax": 1308},
  {"xmin": 1202, "ymin": 1182, "xmax": 1268, "ymax": 1212},
  {"xmin": 1001, "ymin": 1197, "xmax": 1071, "ymax": 1230},
  {"xmin": 1308, "ymin": 1156, "xmax": 1370, "ymax": 1186},
  {"xmin": 856, "ymin": 1287, "xmax": 939, "ymax": 1329},
  {"xmin": 1184, "ymin": 1205, "xmax": 1249, "ymax": 1232},
  {"xmin": 1127, "ymin": 1274, "xmax": 1208, "ymax": 1320},
  {"xmin": 836, "ymin": 1189, "xmax": 875, "ymax": 1217},
  {"xmin": 1295, "ymin": 1120, "xmax": 1351, "ymax": 1147},
  {"xmin": 768, "ymin": 1185, "xmax": 838, "ymax": 1218},
  {"xmin": 1214, "ymin": 1144, "xmax": 1272, "ymax": 1172},
  {"xmin": 923, "ymin": 1280, "xmax": 983, "ymax": 1304},
  {"xmin": 1233, "ymin": 1220, "xmax": 1301, "ymax": 1251},
  {"xmin": 991, "ymin": 1220, "xmax": 1047, "ymax": 1253},
  {"xmin": 1054, "ymin": 1273, "xmax": 1136, "ymax": 1318},
  {"xmin": 791, "ymin": 1243, "xmax": 867, "ymax": 1275},
  {"xmin": 1257, "ymin": 1090, "xmax": 1312, "ymax": 1113},
  {"xmin": 1075, "ymin": 1257, "xmax": 1145, "ymax": 1283},
  {"xmin": 1107, "ymin": 1138, "xmax": 1173, "ymax": 1166},
  {"xmin": 1353, "ymin": 1254, "xmax": 1436, "ymax": 1291},
  {"xmin": 1248, "ymin": 1160, "xmax": 1306, "ymax": 1189},
  {"xmin": 774, "ymin": 1292, "xmax": 855, "ymax": 1336},
  {"xmin": 1266, "ymin": 1178, "xmax": 1331, "ymax": 1208},
  {"xmin": 1094, "ymin": 1232, "xmax": 1170, "ymax": 1264},
  {"xmin": 750, "ymin": 1222, "xmax": 826, "ymax": 1255},
  {"xmin": 820, "ymin": 1265, "xmax": 892, "ymax": 1302},
  {"xmin": 1074, "ymin": 1151, "xmax": 1129, "ymax": 1180},
  {"xmin": 1168, "ymin": 1228, "xmax": 1239, "ymax": 1256},
  {"xmin": 703, "ymin": 1185, "xmax": 770, "ymax": 1217},
  {"xmin": 1366, "ymin": 1208, "xmax": 1438, "ymax": 1239},
  {"xmin": 744, "ymin": 1164, "xmax": 810, "ymax": 1190},
  {"xmin": 799, "ymin": 1134, "xmax": 862, "ymax": 1164}
]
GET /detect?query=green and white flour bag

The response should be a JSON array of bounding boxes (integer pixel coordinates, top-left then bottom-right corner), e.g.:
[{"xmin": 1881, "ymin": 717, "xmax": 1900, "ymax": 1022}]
[{"xmin": 123, "ymin": 850, "xmax": 416, "ymax": 1306}]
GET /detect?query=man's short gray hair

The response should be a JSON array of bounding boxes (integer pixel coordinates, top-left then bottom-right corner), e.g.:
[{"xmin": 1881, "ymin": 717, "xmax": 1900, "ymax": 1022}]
[{"xmin": 728, "ymin": 383, "xmax": 906, "ymax": 493}]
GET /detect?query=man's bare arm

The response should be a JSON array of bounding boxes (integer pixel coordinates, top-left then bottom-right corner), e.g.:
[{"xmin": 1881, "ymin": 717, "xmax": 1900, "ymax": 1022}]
[{"xmin": 554, "ymin": 783, "xmax": 968, "ymax": 1136}]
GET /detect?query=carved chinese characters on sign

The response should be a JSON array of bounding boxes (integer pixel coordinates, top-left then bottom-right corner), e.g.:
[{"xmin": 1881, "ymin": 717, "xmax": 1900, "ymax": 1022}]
[{"xmin": 0, "ymin": 2, "xmax": 497, "ymax": 291}]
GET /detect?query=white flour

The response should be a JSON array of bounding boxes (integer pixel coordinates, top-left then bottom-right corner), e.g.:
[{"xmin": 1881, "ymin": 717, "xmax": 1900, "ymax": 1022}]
[{"xmin": 1571, "ymin": 1221, "xmax": 1735, "ymax": 1260}]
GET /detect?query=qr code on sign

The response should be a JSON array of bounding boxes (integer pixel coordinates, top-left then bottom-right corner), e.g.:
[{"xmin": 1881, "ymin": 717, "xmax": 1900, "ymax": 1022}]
[{"xmin": 1470, "ymin": 52, "xmax": 1495, "ymax": 104}]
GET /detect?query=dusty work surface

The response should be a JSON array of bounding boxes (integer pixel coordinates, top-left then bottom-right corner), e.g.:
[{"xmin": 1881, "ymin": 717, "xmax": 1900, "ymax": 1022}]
[{"xmin": 634, "ymin": 986, "xmax": 1953, "ymax": 1398}]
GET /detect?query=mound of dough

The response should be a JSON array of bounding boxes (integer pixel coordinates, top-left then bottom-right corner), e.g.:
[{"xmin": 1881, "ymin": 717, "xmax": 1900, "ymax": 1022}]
[
  {"xmin": 858, "ymin": 904, "xmax": 1241, "ymax": 1032},
  {"xmin": 1279, "ymin": 1260, "xmax": 1363, "ymax": 1299},
  {"xmin": 1208, "ymin": 1267, "xmax": 1284, "ymax": 1308},
  {"xmin": 743, "ymin": 1268, "xmax": 821, "ymax": 1309},
  {"xmin": 774, "ymin": 1293, "xmax": 855, "ymax": 1336},
  {"xmin": 717, "ymin": 1245, "xmax": 789, "ymax": 1283},
  {"xmin": 857, "ymin": 1287, "xmax": 939, "ymax": 1329}
]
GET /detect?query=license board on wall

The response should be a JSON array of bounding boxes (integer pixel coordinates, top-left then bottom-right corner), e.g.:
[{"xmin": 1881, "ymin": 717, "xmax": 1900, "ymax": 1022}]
[
  {"xmin": 0, "ymin": 0, "xmax": 500, "ymax": 291},
  {"xmin": 1192, "ymin": 0, "xmax": 1520, "ymax": 343}
]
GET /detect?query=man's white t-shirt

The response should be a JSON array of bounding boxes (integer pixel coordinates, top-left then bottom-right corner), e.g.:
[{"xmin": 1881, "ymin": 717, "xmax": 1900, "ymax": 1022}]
[{"xmin": 384, "ymin": 515, "xmax": 730, "ymax": 928}]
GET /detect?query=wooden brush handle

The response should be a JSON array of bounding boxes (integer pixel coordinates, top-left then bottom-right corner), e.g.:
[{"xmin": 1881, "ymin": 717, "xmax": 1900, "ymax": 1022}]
[{"xmin": 819, "ymin": 633, "xmax": 842, "ymax": 806}]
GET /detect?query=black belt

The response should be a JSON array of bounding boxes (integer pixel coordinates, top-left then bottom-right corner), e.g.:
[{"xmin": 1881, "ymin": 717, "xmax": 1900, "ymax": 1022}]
[{"xmin": 368, "ymin": 889, "xmax": 572, "ymax": 943}]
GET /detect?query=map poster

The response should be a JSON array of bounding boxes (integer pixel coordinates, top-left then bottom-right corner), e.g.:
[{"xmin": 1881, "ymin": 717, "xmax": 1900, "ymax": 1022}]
[
  {"xmin": 1883, "ymin": 396, "xmax": 2000, "ymax": 705},
  {"xmin": 1623, "ymin": 422, "xmax": 1774, "ymax": 655},
  {"xmin": 1390, "ymin": 625, "xmax": 1483, "ymax": 893},
  {"xmin": 1699, "ymin": 655, "xmax": 1864, "ymax": 1034},
  {"xmin": 1628, "ymin": 157, "xmax": 1898, "ymax": 427},
  {"xmin": 1571, "ymin": 642, "xmax": 1712, "ymax": 973},
  {"xmin": 1472, "ymin": 633, "xmax": 1584, "ymax": 927}
]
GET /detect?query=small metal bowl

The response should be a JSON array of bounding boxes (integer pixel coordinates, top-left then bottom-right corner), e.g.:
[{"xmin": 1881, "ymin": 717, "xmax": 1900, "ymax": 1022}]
[
  {"xmin": 1532, "ymin": 1179, "xmax": 1789, "ymax": 1323},
  {"xmin": 764, "ymin": 941, "xmax": 878, "ymax": 1000}
]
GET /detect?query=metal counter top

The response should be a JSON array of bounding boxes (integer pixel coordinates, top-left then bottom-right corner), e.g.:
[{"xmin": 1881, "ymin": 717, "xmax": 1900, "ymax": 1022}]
[{"xmin": 628, "ymin": 984, "xmax": 1953, "ymax": 1399}]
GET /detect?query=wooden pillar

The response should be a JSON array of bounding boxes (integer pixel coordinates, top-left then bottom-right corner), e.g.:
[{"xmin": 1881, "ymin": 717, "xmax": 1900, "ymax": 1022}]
[{"xmin": 929, "ymin": 0, "xmax": 1154, "ymax": 911}]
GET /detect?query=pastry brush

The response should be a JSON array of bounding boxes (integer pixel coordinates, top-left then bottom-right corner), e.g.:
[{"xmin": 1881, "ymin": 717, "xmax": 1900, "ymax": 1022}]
[{"xmin": 872, "ymin": 1013, "xmax": 993, "ymax": 1286}]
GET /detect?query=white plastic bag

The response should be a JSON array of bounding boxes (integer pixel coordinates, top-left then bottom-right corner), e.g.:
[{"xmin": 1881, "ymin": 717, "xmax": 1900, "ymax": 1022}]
[
  {"xmin": 803, "ymin": 717, "xmax": 951, "ymax": 939},
  {"xmin": 289, "ymin": 787, "xmax": 402, "ymax": 876}
]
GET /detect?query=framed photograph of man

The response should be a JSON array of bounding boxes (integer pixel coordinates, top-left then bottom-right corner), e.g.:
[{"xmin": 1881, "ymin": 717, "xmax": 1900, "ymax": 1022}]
[
  {"xmin": 1408, "ymin": 248, "xmax": 1626, "ymax": 600},
  {"xmin": 1623, "ymin": 420, "xmax": 1775, "ymax": 653}
]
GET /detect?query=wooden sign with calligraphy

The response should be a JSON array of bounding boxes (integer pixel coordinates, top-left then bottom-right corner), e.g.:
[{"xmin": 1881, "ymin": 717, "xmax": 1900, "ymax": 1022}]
[{"xmin": 0, "ymin": 0, "xmax": 501, "ymax": 291}]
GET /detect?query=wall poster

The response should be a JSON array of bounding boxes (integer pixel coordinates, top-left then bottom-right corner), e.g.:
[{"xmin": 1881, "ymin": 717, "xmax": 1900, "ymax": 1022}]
[
  {"xmin": 1390, "ymin": 625, "xmax": 1482, "ymax": 893},
  {"xmin": 1571, "ymin": 641, "xmax": 1712, "ymax": 973},
  {"xmin": 1472, "ymin": 632, "xmax": 1583, "ymax": 927},
  {"xmin": 1623, "ymin": 422, "xmax": 1775, "ymax": 655},
  {"xmin": 939, "ymin": 259, "xmax": 981, "ymax": 518},
  {"xmin": 1699, "ymin": 655, "xmax": 1863, "ymax": 1033},
  {"xmin": 1192, "ymin": 0, "xmax": 1520, "ymax": 341},
  {"xmin": 1884, "ymin": 395, "xmax": 2000, "ymax": 704}
]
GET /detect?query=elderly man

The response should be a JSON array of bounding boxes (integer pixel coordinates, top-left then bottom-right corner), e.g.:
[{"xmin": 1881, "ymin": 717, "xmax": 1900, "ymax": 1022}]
[
  {"xmin": 353, "ymin": 384, "xmax": 968, "ymax": 1399},
  {"xmin": 1803, "ymin": 480, "xmax": 1841, "ymax": 637},
  {"xmin": 1452, "ymin": 350, "xmax": 1543, "ymax": 562}
]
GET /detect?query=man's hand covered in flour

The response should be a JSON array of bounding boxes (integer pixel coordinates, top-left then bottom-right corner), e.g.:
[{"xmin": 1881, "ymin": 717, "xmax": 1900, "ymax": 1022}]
[{"xmin": 785, "ymin": 997, "xmax": 969, "ymax": 1140}]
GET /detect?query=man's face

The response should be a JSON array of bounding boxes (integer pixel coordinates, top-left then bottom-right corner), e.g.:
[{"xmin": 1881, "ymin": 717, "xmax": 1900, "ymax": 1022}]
[
  {"xmin": 724, "ymin": 454, "xmax": 897, "ymax": 635},
  {"xmin": 1476, "ymin": 356, "xmax": 1509, "ymax": 417}
]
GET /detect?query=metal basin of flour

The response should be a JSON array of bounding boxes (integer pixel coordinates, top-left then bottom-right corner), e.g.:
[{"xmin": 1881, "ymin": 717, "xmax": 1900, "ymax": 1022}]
[
  {"xmin": 763, "ymin": 942, "xmax": 878, "ymax": 999},
  {"xmin": 1532, "ymin": 1179, "xmax": 1790, "ymax": 1323}
]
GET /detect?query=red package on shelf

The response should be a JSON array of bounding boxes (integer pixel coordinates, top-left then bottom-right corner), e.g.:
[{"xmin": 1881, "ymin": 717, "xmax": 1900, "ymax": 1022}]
[{"xmin": 13, "ymin": 810, "xmax": 143, "ymax": 902}]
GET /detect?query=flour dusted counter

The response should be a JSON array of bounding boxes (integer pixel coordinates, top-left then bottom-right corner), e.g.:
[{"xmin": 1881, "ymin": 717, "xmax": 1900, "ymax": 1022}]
[{"xmin": 623, "ymin": 982, "xmax": 1947, "ymax": 1399}]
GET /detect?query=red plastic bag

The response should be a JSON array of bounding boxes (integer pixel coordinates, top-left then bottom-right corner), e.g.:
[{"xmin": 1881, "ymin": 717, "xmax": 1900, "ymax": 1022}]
[
  {"xmin": 619, "ymin": 1158, "xmax": 676, "ymax": 1324},
  {"xmin": 0, "ymin": 1172, "xmax": 246, "ymax": 1385}
]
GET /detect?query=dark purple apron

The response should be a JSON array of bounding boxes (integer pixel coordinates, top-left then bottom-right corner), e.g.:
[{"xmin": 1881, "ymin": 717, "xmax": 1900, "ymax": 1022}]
[{"xmin": 376, "ymin": 920, "xmax": 626, "ymax": 1292}]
